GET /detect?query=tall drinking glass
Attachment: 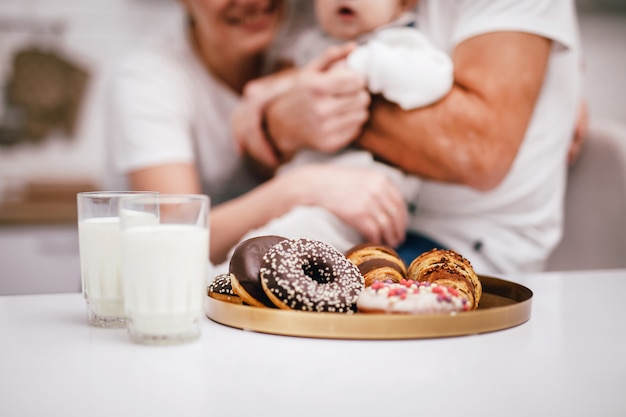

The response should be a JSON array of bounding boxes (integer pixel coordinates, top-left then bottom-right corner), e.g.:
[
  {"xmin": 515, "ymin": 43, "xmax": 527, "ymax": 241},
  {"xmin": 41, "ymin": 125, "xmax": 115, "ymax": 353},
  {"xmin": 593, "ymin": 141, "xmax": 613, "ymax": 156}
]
[
  {"xmin": 119, "ymin": 194, "xmax": 210, "ymax": 345},
  {"xmin": 77, "ymin": 191, "xmax": 157, "ymax": 328}
]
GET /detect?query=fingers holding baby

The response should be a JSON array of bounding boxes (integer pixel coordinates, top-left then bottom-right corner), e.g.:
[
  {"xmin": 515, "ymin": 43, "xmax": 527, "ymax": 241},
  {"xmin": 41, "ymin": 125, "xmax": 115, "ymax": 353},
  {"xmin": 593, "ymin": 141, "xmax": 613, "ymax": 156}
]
[
  {"xmin": 262, "ymin": 43, "xmax": 371, "ymax": 159},
  {"xmin": 231, "ymin": 41, "xmax": 369, "ymax": 169},
  {"xmin": 284, "ymin": 163, "xmax": 408, "ymax": 249}
]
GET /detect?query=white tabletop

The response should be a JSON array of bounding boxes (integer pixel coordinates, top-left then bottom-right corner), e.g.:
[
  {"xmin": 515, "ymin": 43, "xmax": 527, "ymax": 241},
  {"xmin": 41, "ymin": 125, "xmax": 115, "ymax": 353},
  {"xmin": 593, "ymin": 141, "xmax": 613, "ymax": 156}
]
[{"xmin": 1, "ymin": 269, "xmax": 625, "ymax": 417}]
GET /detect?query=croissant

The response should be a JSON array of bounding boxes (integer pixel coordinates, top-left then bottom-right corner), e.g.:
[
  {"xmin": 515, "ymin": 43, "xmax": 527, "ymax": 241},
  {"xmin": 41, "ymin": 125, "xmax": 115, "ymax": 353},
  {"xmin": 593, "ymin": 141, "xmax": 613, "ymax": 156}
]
[
  {"xmin": 407, "ymin": 248, "xmax": 482, "ymax": 310},
  {"xmin": 345, "ymin": 243, "xmax": 407, "ymax": 287}
]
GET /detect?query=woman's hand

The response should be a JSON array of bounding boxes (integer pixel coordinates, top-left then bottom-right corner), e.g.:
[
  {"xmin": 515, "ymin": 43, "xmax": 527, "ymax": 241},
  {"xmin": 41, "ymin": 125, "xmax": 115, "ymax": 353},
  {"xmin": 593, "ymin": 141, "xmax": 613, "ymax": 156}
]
[
  {"xmin": 231, "ymin": 69, "xmax": 298, "ymax": 169},
  {"xmin": 264, "ymin": 43, "xmax": 371, "ymax": 160},
  {"xmin": 281, "ymin": 164, "xmax": 408, "ymax": 248},
  {"xmin": 231, "ymin": 84, "xmax": 278, "ymax": 169}
]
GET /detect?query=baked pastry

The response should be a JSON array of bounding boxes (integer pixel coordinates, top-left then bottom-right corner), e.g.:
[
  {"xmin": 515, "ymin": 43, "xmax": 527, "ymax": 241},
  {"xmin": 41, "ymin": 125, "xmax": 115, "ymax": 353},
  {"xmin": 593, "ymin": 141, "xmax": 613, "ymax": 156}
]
[
  {"xmin": 260, "ymin": 238, "xmax": 365, "ymax": 313},
  {"xmin": 357, "ymin": 279, "xmax": 470, "ymax": 314},
  {"xmin": 229, "ymin": 235, "xmax": 287, "ymax": 308},
  {"xmin": 208, "ymin": 273, "xmax": 242, "ymax": 304},
  {"xmin": 345, "ymin": 243, "xmax": 407, "ymax": 287},
  {"xmin": 407, "ymin": 248, "xmax": 482, "ymax": 310}
]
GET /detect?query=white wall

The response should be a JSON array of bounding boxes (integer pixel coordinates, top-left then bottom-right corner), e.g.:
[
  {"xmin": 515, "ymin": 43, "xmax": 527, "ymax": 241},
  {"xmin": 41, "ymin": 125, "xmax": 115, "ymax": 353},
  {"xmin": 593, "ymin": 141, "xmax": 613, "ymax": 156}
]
[
  {"xmin": 0, "ymin": 0, "xmax": 184, "ymax": 196},
  {"xmin": 578, "ymin": 12, "xmax": 626, "ymax": 124}
]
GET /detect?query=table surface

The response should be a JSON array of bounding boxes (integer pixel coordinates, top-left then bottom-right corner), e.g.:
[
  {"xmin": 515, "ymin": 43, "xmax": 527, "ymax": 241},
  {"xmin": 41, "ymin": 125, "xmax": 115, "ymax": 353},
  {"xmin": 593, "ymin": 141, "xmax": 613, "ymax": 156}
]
[{"xmin": 1, "ymin": 269, "xmax": 625, "ymax": 417}]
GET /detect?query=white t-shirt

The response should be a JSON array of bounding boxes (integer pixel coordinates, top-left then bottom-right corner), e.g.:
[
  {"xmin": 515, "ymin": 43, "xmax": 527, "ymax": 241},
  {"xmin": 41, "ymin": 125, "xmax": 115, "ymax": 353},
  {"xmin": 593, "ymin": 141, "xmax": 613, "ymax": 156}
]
[
  {"xmin": 409, "ymin": 0, "xmax": 582, "ymax": 273},
  {"xmin": 106, "ymin": 31, "xmax": 262, "ymax": 206},
  {"xmin": 281, "ymin": 0, "xmax": 582, "ymax": 274}
]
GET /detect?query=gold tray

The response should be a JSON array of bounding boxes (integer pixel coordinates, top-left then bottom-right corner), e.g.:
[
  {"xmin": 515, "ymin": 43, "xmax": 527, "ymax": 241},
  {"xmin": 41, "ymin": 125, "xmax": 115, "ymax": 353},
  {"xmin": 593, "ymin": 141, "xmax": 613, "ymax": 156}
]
[{"xmin": 205, "ymin": 275, "xmax": 532, "ymax": 340}]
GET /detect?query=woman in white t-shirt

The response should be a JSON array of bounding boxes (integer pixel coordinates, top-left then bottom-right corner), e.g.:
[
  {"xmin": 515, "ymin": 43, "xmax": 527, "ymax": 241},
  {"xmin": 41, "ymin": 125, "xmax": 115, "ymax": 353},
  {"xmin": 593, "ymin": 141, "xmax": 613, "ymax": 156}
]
[{"xmin": 107, "ymin": 0, "xmax": 402, "ymax": 267}]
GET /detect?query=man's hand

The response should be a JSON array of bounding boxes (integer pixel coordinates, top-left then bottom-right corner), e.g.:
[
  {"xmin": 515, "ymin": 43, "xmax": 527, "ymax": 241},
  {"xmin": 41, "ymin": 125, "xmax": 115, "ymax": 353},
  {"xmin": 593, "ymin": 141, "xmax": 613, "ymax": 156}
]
[{"xmin": 264, "ymin": 43, "xmax": 371, "ymax": 159}]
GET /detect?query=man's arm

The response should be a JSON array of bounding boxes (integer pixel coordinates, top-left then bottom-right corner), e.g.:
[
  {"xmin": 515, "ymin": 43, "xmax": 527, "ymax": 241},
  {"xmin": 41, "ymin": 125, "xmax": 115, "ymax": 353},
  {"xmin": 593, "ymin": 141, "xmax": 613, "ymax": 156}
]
[{"xmin": 359, "ymin": 31, "xmax": 552, "ymax": 191}]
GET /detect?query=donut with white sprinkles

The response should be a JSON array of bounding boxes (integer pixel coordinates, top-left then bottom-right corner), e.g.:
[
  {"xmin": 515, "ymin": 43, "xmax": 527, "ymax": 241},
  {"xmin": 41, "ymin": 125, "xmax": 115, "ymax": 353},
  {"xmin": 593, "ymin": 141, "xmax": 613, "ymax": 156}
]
[
  {"xmin": 208, "ymin": 273, "xmax": 242, "ymax": 304},
  {"xmin": 259, "ymin": 238, "xmax": 365, "ymax": 313}
]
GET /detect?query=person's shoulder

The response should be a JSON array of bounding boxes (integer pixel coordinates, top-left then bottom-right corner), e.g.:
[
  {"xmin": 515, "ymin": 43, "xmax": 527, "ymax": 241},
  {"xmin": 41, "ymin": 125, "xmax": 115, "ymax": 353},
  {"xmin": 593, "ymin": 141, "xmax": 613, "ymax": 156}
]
[
  {"xmin": 421, "ymin": 0, "xmax": 573, "ymax": 19},
  {"xmin": 421, "ymin": 0, "xmax": 578, "ymax": 50},
  {"xmin": 115, "ymin": 33, "xmax": 192, "ymax": 81},
  {"xmin": 108, "ymin": 31, "xmax": 199, "ymax": 115}
]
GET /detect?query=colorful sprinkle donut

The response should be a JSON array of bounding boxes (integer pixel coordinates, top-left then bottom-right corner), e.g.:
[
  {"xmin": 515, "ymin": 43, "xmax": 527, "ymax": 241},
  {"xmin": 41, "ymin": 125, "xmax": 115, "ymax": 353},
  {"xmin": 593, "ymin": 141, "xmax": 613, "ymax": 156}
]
[
  {"xmin": 357, "ymin": 279, "xmax": 470, "ymax": 314},
  {"xmin": 260, "ymin": 238, "xmax": 365, "ymax": 313}
]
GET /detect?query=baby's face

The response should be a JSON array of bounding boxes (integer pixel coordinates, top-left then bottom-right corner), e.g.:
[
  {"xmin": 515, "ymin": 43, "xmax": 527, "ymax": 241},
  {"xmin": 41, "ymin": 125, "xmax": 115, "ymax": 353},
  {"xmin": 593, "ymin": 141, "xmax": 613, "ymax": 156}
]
[{"xmin": 315, "ymin": 0, "xmax": 404, "ymax": 40}]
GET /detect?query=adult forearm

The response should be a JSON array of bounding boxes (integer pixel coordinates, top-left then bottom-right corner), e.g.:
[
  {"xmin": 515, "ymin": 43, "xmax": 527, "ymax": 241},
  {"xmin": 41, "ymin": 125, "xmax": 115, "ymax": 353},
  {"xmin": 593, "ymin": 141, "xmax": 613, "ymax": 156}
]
[
  {"xmin": 360, "ymin": 32, "xmax": 551, "ymax": 191},
  {"xmin": 360, "ymin": 87, "xmax": 510, "ymax": 191},
  {"xmin": 209, "ymin": 177, "xmax": 302, "ymax": 264}
]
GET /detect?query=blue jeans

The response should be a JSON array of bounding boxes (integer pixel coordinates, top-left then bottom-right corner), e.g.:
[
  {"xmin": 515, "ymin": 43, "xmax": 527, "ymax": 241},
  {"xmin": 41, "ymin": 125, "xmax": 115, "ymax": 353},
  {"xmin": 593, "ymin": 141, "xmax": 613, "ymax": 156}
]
[{"xmin": 395, "ymin": 231, "xmax": 446, "ymax": 266}]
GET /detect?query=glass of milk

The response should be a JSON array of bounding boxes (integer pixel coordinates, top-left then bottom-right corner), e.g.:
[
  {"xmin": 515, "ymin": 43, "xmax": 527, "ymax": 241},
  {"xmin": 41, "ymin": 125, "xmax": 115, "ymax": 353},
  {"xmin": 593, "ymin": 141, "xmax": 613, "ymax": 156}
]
[
  {"xmin": 119, "ymin": 194, "xmax": 210, "ymax": 345},
  {"xmin": 77, "ymin": 191, "xmax": 158, "ymax": 328}
]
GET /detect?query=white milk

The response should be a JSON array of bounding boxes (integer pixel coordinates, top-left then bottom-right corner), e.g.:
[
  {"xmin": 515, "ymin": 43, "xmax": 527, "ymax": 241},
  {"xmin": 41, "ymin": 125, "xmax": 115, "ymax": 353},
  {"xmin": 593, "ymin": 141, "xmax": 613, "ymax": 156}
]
[
  {"xmin": 78, "ymin": 211, "xmax": 159, "ymax": 321},
  {"xmin": 121, "ymin": 224, "xmax": 209, "ymax": 336},
  {"xmin": 78, "ymin": 217, "xmax": 124, "ymax": 318}
]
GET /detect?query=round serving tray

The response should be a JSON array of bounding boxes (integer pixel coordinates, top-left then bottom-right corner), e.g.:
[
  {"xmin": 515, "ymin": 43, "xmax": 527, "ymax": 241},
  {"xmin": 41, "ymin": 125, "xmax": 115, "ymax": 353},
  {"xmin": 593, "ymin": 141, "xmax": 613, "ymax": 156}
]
[{"xmin": 205, "ymin": 275, "xmax": 532, "ymax": 340}]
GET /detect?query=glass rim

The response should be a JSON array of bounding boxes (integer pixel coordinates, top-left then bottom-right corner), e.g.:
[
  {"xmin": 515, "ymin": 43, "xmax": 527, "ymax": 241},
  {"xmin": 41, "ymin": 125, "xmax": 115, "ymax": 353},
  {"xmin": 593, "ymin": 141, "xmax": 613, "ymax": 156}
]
[
  {"xmin": 118, "ymin": 193, "xmax": 210, "ymax": 205},
  {"xmin": 77, "ymin": 191, "xmax": 158, "ymax": 199}
]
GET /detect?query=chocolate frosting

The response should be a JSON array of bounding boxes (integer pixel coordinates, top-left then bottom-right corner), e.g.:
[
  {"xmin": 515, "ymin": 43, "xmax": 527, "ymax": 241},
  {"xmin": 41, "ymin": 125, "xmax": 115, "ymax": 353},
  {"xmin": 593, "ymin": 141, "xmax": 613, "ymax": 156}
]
[
  {"xmin": 208, "ymin": 273, "xmax": 236, "ymax": 296},
  {"xmin": 229, "ymin": 235, "xmax": 286, "ymax": 308},
  {"xmin": 358, "ymin": 258, "xmax": 405, "ymax": 276},
  {"xmin": 260, "ymin": 238, "xmax": 364, "ymax": 312}
]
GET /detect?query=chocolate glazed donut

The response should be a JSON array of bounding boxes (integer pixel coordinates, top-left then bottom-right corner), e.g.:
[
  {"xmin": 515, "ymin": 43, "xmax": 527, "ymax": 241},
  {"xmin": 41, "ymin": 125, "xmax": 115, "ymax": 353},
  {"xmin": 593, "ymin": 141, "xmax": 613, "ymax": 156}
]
[
  {"xmin": 259, "ymin": 238, "xmax": 365, "ymax": 313},
  {"xmin": 229, "ymin": 235, "xmax": 287, "ymax": 308},
  {"xmin": 207, "ymin": 273, "xmax": 242, "ymax": 304}
]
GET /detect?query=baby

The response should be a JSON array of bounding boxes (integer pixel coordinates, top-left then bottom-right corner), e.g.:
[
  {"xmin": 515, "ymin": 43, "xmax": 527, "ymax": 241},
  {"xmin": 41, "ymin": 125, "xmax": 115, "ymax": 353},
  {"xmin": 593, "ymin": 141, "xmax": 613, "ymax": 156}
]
[{"xmin": 216, "ymin": 0, "xmax": 453, "ymax": 275}]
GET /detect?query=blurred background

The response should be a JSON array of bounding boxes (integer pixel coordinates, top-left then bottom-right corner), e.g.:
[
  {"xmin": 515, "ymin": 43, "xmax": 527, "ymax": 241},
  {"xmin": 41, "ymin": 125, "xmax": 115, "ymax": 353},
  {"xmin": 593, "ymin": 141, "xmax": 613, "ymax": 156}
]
[
  {"xmin": 0, "ymin": 0, "xmax": 624, "ymax": 294},
  {"xmin": 0, "ymin": 0, "xmax": 184, "ymax": 212}
]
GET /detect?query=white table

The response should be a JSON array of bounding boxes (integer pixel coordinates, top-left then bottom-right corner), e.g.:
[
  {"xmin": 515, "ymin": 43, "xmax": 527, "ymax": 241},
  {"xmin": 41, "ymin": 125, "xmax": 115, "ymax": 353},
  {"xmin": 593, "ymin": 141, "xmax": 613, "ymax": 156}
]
[{"xmin": 1, "ymin": 269, "xmax": 625, "ymax": 417}]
